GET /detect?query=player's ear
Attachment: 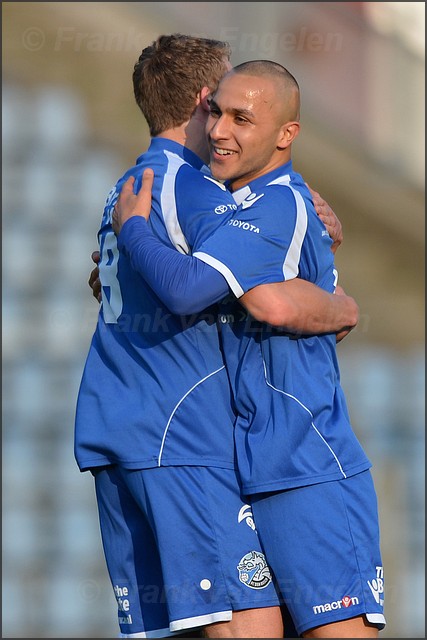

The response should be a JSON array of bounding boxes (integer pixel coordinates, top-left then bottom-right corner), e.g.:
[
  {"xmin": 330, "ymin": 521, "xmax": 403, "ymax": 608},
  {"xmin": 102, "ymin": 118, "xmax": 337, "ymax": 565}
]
[
  {"xmin": 199, "ymin": 86, "xmax": 212, "ymax": 112},
  {"xmin": 277, "ymin": 121, "xmax": 300, "ymax": 150}
]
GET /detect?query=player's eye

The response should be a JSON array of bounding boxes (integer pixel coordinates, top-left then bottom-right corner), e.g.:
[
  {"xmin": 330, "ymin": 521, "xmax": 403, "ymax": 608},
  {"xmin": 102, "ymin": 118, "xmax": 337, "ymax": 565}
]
[{"xmin": 209, "ymin": 105, "xmax": 221, "ymax": 118}]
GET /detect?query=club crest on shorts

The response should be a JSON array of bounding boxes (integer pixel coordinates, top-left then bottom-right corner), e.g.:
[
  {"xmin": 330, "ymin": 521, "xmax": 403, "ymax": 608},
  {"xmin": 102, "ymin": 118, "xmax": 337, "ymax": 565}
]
[{"xmin": 237, "ymin": 550, "xmax": 272, "ymax": 589}]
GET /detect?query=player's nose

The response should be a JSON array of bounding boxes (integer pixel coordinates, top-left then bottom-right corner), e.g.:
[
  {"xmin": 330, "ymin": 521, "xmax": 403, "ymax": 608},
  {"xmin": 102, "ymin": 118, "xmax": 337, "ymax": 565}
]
[{"xmin": 208, "ymin": 114, "xmax": 232, "ymax": 141}]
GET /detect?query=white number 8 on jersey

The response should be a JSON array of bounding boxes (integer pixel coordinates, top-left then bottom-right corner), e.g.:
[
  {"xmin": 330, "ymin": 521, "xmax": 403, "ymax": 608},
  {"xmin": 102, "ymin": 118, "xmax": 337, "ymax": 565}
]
[{"xmin": 99, "ymin": 229, "xmax": 123, "ymax": 323}]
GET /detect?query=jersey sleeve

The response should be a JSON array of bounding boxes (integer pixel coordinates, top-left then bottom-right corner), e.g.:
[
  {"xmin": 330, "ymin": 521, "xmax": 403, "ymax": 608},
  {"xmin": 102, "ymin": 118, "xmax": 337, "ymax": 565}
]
[
  {"xmin": 193, "ymin": 184, "xmax": 306, "ymax": 297},
  {"xmin": 175, "ymin": 166, "xmax": 238, "ymax": 251},
  {"xmin": 118, "ymin": 217, "xmax": 230, "ymax": 315}
]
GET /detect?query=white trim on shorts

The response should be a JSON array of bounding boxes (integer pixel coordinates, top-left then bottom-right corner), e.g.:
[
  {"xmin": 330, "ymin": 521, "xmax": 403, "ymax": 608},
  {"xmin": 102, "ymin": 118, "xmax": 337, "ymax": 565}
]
[
  {"xmin": 366, "ymin": 613, "xmax": 387, "ymax": 628},
  {"xmin": 170, "ymin": 609, "xmax": 232, "ymax": 632},
  {"xmin": 120, "ymin": 628, "xmax": 171, "ymax": 638}
]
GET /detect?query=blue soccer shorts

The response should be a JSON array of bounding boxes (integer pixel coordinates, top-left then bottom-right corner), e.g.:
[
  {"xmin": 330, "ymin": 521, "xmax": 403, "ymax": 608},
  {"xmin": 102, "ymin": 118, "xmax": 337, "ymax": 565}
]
[
  {"xmin": 251, "ymin": 470, "xmax": 386, "ymax": 636},
  {"xmin": 93, "ymin": 465, "xmax": 281, "ymax": 637}
]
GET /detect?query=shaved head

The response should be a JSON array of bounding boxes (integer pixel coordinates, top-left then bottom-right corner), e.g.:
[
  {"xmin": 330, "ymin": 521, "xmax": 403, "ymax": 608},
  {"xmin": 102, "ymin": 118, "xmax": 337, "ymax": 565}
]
[{"xmin": 229, "ymin": 60, "xmax": 300, "ymax": 122}]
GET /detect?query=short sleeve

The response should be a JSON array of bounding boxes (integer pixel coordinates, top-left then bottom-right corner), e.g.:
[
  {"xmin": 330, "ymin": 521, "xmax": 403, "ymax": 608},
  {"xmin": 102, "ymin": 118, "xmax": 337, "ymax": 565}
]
[{"xmin": 194, "ymin": 184, "xmax": 307, "ymax": 297}]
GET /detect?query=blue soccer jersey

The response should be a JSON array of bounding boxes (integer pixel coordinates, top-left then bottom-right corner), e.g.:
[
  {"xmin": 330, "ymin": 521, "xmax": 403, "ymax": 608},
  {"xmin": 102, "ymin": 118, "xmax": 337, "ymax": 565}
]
[
  {"xmin": 74, "ymin": 138, "xmax": 239, "ymax": 471},
  {"xmin": 193, "ymin": 161, "xmax": 372, "ymax": 494}
]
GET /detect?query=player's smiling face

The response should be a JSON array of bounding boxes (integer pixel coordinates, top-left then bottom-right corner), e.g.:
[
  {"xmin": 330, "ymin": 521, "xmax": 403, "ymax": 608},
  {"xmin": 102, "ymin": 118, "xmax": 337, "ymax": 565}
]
[{"xmin": 207, "ymin": 72, "xmax": 291, "ymax": 191}]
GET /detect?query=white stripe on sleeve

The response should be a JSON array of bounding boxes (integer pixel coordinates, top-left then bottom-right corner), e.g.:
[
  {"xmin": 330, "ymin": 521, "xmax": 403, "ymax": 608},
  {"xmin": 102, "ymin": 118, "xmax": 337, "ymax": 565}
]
[
  {"xmin": 161, "ymin": 151, "xmax": 190, "ymax": 254},
  {"xmin": 193, "ymin": 252, "xmax": 244, "ymax": 298}
]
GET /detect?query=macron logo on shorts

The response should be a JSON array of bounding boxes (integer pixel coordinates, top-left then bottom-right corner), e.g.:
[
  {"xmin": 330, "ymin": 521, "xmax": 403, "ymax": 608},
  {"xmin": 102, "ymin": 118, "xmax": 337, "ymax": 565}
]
[{"xmin": 313, "ymin": 595, "xmax": 359, "ymax": 615}]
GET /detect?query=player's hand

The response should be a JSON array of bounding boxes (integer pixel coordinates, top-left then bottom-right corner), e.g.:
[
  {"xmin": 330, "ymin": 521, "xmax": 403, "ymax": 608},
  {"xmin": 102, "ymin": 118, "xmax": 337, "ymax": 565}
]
[
  {"xmin": 334, "ymin": 284, "xmax": 358, "ymax": 343},
  {"xmin": 112, "ymin": 169, "xmax": 154, "ymax": 236},
  {"xmin": 306, "ymin": 183, "xmax": 343, "ymax": 254},
  {"xmin": 88, "ymin": 250, "xmax": 102, "ymax": 303}
]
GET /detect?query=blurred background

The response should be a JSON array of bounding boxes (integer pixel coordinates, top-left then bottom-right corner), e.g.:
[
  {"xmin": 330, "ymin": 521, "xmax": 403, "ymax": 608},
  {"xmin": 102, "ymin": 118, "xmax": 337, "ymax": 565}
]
[{"xmin": 2, "ymin": 2, "xmax": 424, "ymax": 637}]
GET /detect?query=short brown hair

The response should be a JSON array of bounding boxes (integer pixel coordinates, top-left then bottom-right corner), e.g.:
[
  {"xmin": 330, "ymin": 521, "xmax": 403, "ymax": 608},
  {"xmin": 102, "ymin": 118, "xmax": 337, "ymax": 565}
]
[{"xmin": 133, "ymin": 34, "xmax": 231, "ymax": 136}]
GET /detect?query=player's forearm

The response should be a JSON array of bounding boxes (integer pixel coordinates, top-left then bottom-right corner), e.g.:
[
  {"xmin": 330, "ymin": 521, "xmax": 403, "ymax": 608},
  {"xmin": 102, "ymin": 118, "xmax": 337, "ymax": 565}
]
[
  {"xmin": 241, "ymin": 279, "xmax": 359, "ymax": 334},
  {"xmin": 292, "ymin": 286, "xmax": 359, "ymax": 335},
  {"xmin": 118, "ymin": 217, "xmax": 229, "ymax": 315}
]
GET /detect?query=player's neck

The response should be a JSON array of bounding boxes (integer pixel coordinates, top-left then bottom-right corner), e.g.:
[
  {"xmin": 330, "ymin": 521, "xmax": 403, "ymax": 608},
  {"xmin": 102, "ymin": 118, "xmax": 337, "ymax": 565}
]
[
  {"xmin": 158, "ymin": 121, "xmax": 209, "ymax": 165},
  {"xmin": 229, "ymin": 150, "xmax": 293, "ymax": 192}
]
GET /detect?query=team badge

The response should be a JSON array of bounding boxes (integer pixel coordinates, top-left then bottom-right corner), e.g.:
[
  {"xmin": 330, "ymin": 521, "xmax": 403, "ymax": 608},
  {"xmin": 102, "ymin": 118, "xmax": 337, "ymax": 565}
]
[{"xmin": 237, "ymin": 550, "xmax": 272, "ymax": 589}]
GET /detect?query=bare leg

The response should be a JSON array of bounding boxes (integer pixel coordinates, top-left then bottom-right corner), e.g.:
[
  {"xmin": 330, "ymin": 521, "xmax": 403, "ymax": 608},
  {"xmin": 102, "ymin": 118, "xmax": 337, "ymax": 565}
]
[
  {"xmin": 204, "ymin": 606, "xmax": 284, "ymax": 638},
  {"xmin": 303, "ymin": 615, "xmax": 378, "ymax": 638}
]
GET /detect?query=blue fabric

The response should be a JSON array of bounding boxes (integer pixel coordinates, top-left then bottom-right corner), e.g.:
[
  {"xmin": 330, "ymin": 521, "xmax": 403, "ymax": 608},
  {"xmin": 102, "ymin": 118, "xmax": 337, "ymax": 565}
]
[
  {"xmin": 251, "ymin": 470, "xmax": 385, "ymax": 635},
  {"xmin": 74, "ymin": 138, "xmax": 238, "ymax": 472},
  {"xmin": 112, "ymin": 161, "xmax": 372, "ymax": 493},
  {"xmin": 118, "ymin": 217, "xmax": 229, "ymax": 315},
  {"xmin": 194, "ymin": 164, "xmax": 371, "ymax": 493},
  {"xmin": 94, "ymin": 465, "xmax": 281, "ymax": 635}
]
